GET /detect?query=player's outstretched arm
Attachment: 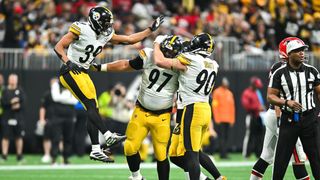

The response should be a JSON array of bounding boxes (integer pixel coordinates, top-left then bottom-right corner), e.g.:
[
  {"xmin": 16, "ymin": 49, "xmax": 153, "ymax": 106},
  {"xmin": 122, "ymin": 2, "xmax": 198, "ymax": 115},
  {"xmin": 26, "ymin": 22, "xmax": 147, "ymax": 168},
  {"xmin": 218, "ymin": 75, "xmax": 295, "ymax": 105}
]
[
  {"xmin": 90, "ymin": 55, "xmax": 144, "ymax": 72},
  {"xmin": 153, "ymin": 43, "xmax": 187, "ymax": 71},
  {"xmin": 111, "ymin": 15, "xmax": 164, "ymax": 45}
]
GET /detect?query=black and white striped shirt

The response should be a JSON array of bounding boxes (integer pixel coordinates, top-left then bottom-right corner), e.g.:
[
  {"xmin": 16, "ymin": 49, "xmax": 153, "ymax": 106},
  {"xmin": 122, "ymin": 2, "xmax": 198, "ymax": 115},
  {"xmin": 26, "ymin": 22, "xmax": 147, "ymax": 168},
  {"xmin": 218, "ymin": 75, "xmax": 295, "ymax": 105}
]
[{"xmin": 269, "ymin": 63, "xmax": 320, "ymax": 112}]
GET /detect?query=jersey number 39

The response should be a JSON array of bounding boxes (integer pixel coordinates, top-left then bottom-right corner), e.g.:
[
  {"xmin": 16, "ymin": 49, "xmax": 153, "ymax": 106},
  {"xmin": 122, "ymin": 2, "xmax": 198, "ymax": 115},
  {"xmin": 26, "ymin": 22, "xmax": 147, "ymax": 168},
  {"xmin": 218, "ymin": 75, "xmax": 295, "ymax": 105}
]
[
  {"xmin": 79, "ymin": 45, "xmax": 103, "ymax": 63},
  {"xmin": 193, "ymin": 69, "xmax": 216, "ymax": 95}
]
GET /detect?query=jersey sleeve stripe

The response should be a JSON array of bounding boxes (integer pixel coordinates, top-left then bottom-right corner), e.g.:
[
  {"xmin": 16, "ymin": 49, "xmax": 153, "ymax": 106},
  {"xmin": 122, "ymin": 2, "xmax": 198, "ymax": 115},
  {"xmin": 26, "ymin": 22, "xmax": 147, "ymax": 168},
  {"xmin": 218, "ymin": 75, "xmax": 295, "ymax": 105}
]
[
  {"xmin": 71, "ymin": 24, "xmax": 81, "ymax": 31},
  {"xmin": 177, "ymin": 55, "xmax": 191, "ymax": 65},
  {"xmin": 139, "ymin": 50, "xmax": 147, "ymax": 60},
  {"xmin": 69, "ymin": 25, "xmax": 81, "ymax": 35}
]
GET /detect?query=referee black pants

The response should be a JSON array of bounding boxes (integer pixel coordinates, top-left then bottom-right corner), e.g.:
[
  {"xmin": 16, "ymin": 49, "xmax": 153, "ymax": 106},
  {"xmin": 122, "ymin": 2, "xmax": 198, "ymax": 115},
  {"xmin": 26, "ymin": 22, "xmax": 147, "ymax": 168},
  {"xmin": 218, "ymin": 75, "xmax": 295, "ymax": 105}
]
[{"xmin": 273, "ymin": 111, "xmax": 320, "ymax": 180}]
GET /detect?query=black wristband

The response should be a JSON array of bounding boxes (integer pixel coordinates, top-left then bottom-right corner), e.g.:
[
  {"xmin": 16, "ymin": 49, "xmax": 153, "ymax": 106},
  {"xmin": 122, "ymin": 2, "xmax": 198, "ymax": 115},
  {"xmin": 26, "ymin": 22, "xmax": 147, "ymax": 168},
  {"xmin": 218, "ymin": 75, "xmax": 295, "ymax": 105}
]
[{"xmin": 284, "ymin": 100, "xmax": 288, "ymax": 108}]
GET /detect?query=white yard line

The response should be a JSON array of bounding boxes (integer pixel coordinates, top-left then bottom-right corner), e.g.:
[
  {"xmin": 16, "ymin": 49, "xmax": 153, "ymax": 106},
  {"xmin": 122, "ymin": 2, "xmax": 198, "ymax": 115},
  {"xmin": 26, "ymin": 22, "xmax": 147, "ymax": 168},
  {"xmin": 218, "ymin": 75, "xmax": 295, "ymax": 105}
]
[{"xmin": 0, "ymin": 162, "xmax": 256, "ymax": 171}]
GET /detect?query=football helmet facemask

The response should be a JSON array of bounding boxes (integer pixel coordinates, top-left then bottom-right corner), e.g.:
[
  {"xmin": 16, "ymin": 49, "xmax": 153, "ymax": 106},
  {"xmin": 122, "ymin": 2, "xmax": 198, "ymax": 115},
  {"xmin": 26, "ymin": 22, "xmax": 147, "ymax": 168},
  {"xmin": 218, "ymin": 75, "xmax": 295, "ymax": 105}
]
[
  {"xmin": 160, "ymin": 35, "xmax": 183, "ymax": 58},
  {"xmin": 186, "ymin": 33, "xmax": 214, "ymax": 57},
  {"xmin": 88, "ymin": 7, "xmax": 114, "ymax": 34}
]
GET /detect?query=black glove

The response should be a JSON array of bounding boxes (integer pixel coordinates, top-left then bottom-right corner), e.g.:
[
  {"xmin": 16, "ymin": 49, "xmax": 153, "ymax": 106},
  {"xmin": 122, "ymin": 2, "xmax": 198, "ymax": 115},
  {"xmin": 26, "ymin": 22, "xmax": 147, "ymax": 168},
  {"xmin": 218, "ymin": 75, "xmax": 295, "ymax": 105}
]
[
  {"xmin": 149, "ymin": 15, "xmax": 164, "ymax": 32},
  {"xmin": 90, "ymin": 63, "xmax": 101, "ymax": 72},
  {"xmin": 66, "ymin": 60, "xmax": 81, "ymax": 74}
]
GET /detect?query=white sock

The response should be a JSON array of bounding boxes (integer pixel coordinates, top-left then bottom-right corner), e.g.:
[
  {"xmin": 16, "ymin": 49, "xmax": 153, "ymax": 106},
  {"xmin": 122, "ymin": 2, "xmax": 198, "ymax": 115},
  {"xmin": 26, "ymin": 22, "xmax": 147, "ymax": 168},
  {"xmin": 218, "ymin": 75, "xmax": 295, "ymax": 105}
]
[
  {"xmin": 217, "ymin": 176, "xmax": 226, "ymax": 180},
  {"xmin": 92, "ymin": 144, "xmax": 100, "ymax": 152},
  {"xmin": 200, "ymin": 172, "xmax": 208, "ymax": 180},
  {"xmin": 184, "ymin": 172, "xmax": 190, "ymax": 180},
  {"xmin": 132, "ymin": 169, "xmax": 142, "ymax": 178},
  {"xmin": 103, "ymin": 130, "xmax": 112, "ymax": 139}
]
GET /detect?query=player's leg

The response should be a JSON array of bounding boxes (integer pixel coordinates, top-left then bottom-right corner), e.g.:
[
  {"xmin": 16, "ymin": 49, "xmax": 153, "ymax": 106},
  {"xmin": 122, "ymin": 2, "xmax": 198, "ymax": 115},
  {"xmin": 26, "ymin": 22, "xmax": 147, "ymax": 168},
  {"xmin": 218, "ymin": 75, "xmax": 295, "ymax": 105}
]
[
  {"xmin": 150, "ymin": 112, "xmax": 171, "ymax": 180},
  {"xmin": 250, "ymin": 109, "xmax": 277, "ymax": 180},
  {"xmin": 60, "ymin": 72, "xmax": 121, "ymax": 145},
  {"xmin": 169, "ymin": 109, "xmax": 186, "ymax": 170},
  {"xmin": 59, "ymin": 72, "xmax": 124, "ymax": 161},
  {"xmin": 124, "ymin": 107, "xmax": 149, "ymax": 180},
  {"xmin": 199, "ymin": 151, "xmax": 226, "ymax": 180},
  {"xmin": 182, "ymin": 103, "xmax": 212, "ymax": 180}
]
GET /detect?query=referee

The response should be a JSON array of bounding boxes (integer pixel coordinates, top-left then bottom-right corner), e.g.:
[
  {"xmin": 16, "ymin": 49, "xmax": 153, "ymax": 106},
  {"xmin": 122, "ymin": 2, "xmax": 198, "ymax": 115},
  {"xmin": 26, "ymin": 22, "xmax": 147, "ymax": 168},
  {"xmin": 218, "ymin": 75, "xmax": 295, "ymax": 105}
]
[{"xmin": 267, "ymin": 38, "xmax": 320, "ymax": 179}]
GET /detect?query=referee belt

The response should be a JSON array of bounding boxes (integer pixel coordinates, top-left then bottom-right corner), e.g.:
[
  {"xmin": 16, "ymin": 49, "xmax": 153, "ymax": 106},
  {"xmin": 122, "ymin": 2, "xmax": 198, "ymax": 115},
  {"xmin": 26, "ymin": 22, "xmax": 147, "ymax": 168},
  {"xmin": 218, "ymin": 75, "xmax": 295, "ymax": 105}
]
[
  {"xmin": 136, "ymin": 101, "xmax": 172, "ymax": 115},
  {"xmin": 282, "ymin": 109, "xmax": 315, "ymax": 117}
]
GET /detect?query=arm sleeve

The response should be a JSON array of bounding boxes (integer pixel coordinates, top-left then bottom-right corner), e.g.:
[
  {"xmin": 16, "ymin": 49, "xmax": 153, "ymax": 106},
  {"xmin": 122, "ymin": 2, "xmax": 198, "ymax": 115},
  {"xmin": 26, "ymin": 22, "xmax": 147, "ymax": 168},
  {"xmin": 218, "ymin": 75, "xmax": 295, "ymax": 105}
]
[
  {"xmin": 176, "ymin": 54, "xmax": 191, "ymax": 65},
  {"xmin": 69, "ymin": 22, "xmax": 81, "ymax": 36},
  {"xmin": 312, "ymin": 67, "xmax": 320, "ymax": 87},
  {"xmin": 268, "ymin": 70, "xmax": 282, "ymax": 90},
  {"xmin": 129, "ymin": 55, "xmax": 144, "ymax": 70}
]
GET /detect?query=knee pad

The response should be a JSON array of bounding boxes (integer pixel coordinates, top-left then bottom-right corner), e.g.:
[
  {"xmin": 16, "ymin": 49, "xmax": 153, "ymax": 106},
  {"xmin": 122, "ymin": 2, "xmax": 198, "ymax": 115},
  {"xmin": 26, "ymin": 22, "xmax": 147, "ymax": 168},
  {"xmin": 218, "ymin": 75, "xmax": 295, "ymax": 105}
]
[{"xmin": 124, "ymin": 140, "xmax": 139, "ymax": 156}]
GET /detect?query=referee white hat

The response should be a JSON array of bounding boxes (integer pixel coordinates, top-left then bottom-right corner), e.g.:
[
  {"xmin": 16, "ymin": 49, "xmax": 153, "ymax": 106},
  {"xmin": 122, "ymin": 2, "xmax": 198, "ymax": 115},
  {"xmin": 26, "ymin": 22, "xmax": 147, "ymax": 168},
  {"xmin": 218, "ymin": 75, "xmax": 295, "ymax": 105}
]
[{"xmin": 286, "ymin": 39, "xmax": 309, "ymax": 54}]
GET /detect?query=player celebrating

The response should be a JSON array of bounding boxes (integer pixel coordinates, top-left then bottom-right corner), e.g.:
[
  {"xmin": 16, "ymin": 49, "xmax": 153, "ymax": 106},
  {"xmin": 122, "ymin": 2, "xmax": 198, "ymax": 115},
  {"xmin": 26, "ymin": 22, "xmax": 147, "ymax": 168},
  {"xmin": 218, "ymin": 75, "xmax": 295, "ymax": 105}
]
[
  {"xmin": 250, "ymin": 37, "xmax": 309, "ymax": 180},
  {"xmin": 54, "ymin": 6, "xmax": 164, "ymax": 163},
  {"xmin": 91, "ymin": 35, "xmax": 185, "ymax": 180},
  {"xmin": 154, "ymin": 33, "xmax": 224, "ymax": 180}
]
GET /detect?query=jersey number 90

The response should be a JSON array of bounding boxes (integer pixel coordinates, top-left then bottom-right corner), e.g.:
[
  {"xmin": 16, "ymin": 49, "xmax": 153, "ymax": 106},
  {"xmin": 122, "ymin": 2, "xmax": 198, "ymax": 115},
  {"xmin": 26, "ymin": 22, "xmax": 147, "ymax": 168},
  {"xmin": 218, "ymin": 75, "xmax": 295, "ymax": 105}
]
[{"xmin": 193, "ymin": 69, "xmax": 216, "ymax": 95}]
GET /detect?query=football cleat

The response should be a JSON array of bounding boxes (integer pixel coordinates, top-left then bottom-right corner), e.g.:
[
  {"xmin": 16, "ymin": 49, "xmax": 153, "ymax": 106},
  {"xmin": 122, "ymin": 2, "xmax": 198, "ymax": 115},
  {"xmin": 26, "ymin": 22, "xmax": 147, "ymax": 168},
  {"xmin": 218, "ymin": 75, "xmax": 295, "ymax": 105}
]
[
  {"xmin": 89, "ymin": 151, "xmax": 114, "ymax": 163},
  {"xmin": 105, "ymin": 133, "xmax": 126, "ymax": 148}
]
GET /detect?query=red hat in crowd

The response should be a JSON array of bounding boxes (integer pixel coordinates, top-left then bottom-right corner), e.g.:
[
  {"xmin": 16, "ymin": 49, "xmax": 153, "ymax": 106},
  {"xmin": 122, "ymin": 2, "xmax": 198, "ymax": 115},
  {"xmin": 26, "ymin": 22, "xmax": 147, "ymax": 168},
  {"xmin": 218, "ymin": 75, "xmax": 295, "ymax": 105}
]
[{"xmin": 250, "ymin": 77, "xmax": 263, "ymax": 89}]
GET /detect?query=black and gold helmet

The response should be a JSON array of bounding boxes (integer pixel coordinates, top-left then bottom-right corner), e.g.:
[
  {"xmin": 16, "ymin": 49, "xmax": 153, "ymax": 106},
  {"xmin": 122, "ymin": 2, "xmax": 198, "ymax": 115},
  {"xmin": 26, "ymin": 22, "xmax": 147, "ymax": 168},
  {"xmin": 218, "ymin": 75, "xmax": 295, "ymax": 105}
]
[
  {"xmin": 88, "ymin": 7, "xmax": 114, "ymax": 34},
  {"xmin": 186, "ymin": 33, "xmax": 214, "ymax": 57},
  {"xmin": 160, "ymin": 35, "xmax": 183, "ymax": 58}
]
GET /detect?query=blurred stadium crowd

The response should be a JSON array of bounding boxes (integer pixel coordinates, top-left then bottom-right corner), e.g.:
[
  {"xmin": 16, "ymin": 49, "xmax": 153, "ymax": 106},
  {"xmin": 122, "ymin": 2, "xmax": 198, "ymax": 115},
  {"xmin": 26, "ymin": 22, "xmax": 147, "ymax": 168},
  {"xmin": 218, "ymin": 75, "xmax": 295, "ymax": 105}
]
[{"xmin": 0, "ymin": 0, "xmax": 320, "ymax": 56}]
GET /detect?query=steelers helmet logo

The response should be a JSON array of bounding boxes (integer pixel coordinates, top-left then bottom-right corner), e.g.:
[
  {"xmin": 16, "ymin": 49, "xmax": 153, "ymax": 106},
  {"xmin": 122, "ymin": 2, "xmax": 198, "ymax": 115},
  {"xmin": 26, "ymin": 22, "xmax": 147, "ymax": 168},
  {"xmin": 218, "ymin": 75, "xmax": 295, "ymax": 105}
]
[{"xmin": 92, "ymin": 12, "xmax": 100, "ymax": 20}]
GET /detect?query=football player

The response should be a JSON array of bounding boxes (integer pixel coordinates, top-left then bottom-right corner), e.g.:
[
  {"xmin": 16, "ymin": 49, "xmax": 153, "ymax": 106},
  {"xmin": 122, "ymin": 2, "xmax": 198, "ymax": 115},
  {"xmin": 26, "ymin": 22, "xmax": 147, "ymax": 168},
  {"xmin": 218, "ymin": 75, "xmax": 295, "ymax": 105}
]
[
  {"xmin": 250, "ymin": 37, "xmax": 309, "ymax": 180},
  {"xmin": 91, "ymin": 35, "xmax": 185, "ymax": 180},
  {"xmin": 54, "ymin": 6, "xmax": 164, "ymax": 163},
  {"xmin": 153, "ymin": 33, "xmax": 225, "ymax": 180}
]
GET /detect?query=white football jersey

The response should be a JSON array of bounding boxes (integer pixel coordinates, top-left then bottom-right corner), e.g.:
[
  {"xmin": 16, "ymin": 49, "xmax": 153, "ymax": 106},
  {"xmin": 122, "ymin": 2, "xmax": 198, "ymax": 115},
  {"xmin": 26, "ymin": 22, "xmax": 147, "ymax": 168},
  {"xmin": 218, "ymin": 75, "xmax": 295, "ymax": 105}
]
[
  {"xmin": 67, "ymin": 21, "xmax": 114, "ymax": 69},
  {"xmin": 137, "ymin": 48, "xmax": 179, "ymax": 111},
  {"xmin": 177, "ymin": 52, "xmax": 219, "ymax": 107}
]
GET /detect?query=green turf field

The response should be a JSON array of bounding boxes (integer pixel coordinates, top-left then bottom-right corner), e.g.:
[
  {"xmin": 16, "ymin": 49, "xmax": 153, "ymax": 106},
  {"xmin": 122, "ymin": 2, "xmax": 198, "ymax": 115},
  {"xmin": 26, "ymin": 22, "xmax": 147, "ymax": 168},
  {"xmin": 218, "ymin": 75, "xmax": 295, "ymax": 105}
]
[{"xmin": 0, "ymin": 154, "xmax": 311, "ymax": 180}]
